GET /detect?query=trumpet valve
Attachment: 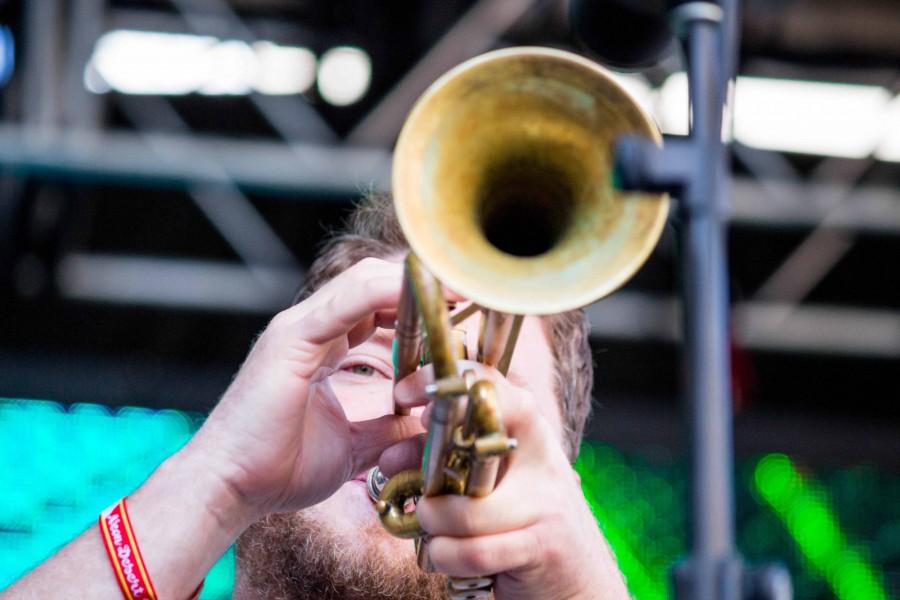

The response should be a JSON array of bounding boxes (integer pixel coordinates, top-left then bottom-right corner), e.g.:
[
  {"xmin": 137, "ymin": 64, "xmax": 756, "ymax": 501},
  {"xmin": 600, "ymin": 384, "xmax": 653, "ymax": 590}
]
[{"xmin": 474, "ymin": 434, "xmax": 517, "ymax": 458}]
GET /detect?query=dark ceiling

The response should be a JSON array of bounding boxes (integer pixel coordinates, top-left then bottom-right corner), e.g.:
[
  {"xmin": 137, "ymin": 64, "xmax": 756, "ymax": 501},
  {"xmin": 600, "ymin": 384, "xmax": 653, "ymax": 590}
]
[{"xmin": 0, "ymin": 0, "xmax": 897, "ymax": 465}]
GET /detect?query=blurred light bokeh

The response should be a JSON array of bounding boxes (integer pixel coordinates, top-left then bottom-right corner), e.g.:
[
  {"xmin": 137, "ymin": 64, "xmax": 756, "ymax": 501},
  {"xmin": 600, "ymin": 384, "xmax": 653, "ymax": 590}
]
[{"xmin": 1, "ymin": 397, "xmax": 896, "ymax": 599}]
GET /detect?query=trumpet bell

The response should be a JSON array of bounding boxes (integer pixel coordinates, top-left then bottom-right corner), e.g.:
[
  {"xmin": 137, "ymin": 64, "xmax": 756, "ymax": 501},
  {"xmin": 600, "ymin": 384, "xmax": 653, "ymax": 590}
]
[{"xmin": 393, "ymin": 47, "xmax": 668, "ymax": 315}]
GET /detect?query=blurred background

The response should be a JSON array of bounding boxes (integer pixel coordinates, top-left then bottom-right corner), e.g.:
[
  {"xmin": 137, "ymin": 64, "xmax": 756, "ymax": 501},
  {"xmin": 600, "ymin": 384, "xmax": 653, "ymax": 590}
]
[{"xmin": 0, "ymin": 0, "xmax": 898, "ymax": 598}]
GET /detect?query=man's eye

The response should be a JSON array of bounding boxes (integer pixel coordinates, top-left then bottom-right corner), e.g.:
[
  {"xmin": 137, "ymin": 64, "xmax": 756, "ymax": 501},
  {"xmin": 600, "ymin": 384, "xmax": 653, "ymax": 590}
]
[
  {"xmin": 349, "ymin": 364, "xmax": 377, "ymax": 376},
  {"xmin": 340, "ymin": 361, "xmax": 389, "ymax": 378}
]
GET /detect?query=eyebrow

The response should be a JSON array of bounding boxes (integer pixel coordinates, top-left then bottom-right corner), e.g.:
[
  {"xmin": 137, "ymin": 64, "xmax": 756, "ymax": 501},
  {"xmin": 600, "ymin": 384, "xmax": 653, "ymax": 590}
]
[{"xmin": 368, "ymin": 329, "xmax": 394, "ymax": 350}]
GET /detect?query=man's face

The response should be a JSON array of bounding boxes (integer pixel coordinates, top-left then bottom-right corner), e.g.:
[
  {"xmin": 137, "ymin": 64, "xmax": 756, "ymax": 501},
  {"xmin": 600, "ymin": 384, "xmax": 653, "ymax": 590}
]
[
  {"xmin": 235, "ymin": 304, "xmax": 563, "ymax": 600},
  {"xmin": 329, "ymin": 305, "xmax": 563, "ymax": 529}
]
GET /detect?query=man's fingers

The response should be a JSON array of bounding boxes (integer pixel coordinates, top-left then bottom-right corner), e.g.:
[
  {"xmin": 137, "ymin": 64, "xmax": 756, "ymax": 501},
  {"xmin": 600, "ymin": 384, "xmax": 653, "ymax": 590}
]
[
  {"xmin": 428, "ymin": 529, "xmax": 539, "ymax": 578},
  {"xmin": 346, "ymin": 309, "xmax": 398, "ymax": 348},
  {"xmin": 300, "ymin": 260, "xmax": 405, "ymax": 345},
  {"xmin": 417, "ymin": 486, "xmax": 538, "ymax": 538},
  {"xmin": 378, "ymin": 433, "xmax": 426, "ymax": 477},
  {"xmin": 304, "ymin": 278, "xmax": 401, "ymax": 344},
  {"xmin": 393, "ymin": 365, "xmax": 435, "ymax": 408},
  {"xmin": 373, "ymin": 309, "xmax": 399, "ymax": 330},
  {"xmin": 348, "ymin": 415, "xmax": 423, "ymax": 475},
  {"xmin": 419, "ymin": 402, "xmax": 433, "ymax": 430}
]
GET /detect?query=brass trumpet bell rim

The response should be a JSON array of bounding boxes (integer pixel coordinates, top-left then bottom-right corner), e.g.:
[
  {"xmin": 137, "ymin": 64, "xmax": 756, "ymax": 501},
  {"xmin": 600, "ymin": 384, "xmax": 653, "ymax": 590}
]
[{"xmin": 393, "ymin": 47, "xmax": 669, "ymax": 315}]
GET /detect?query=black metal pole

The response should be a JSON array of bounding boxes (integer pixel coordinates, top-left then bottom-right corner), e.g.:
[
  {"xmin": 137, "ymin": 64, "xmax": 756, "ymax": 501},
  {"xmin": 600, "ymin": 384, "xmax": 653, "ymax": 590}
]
[
  {"xmin": 613, "ymin": 1, "xmax": 792, "ymax": 598},
  {"xmin": 677, "ymin": 7, "xmax": 740, "ymax": 600},
  {"xmin": 612, "ymin": 2, "xmax": 747, "ymax": 598}
]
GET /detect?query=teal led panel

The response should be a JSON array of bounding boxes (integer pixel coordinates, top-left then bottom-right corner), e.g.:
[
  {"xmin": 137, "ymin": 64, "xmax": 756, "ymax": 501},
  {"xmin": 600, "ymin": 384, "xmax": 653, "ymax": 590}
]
[
  {"xmin": 0, "ymin": 398, "xmax": 233, "ymax": 599},
  {"xmin": 1, "ymin": 397, "xmax": 898, "ymax": 599}
]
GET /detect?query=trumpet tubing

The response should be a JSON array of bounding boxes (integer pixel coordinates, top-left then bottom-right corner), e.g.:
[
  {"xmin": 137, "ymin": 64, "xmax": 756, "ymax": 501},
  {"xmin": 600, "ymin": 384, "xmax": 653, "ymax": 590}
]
[{"xmin": 375, "ymin": 46, "xmax": 668, "ymax": 598}]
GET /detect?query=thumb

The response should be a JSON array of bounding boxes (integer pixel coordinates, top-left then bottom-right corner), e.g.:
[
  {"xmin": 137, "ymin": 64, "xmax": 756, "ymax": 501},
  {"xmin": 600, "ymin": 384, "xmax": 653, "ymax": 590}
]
[
  {"xmin": 378, "ymin": 433, "xmax": 427, "ymax": 477},
  {"xmin": 349, "ymin": 416, "xmax": 423, "ymax": 475}
]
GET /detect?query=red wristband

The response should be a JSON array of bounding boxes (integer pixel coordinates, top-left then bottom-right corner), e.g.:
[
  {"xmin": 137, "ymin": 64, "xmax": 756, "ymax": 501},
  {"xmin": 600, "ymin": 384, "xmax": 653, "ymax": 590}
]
[
  {"xmin": 99, "ymin": 499, "xmax": 206, "ymax": 600},
  {"xmin": 99, "ymin": 498, "xmax": 158, "ymax": 600},
  {"xmin": 187, "ymin": 580, "xmax": 204, "ymax": 600}
]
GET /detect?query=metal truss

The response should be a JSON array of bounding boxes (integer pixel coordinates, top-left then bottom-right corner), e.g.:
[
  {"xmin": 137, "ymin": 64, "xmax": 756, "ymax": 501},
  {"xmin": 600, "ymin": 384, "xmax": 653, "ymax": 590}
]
[{"xmin": 3, "ymin": 0, "xmax": 899, "ymax": 364}]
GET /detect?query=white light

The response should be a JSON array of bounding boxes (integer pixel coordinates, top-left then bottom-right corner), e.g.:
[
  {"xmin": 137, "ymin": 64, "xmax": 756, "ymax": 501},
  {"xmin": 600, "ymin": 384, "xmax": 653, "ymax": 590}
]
[
  {"xmin": 253, "ymin": 42, "xmax": 317, "ymax": 95},
  {"xmin": 86, "ymin": 30, "xmax": 317, "ymax": 97},
  {"xmin": 317, "ymin": 46, "xmax": 371, "ymax": 106},
  {"xmin": 198, "ymin": 40, "xmax": 257, "ymax": 95},
  {"xmin": 610, "ymin": 72, "xmax": 655, "ymax": 117},
  {"xmin": 657, "ymin": 72, "xmax": 689, "ymax": 135},
  {"xmin": 875, "ymin": 95, "xmax": 900, "ymax": 163},
  {"xmin": 654, "ymin": 73, "xmax": 895, "ymax": 159},
  {"xmin": 88, "ymin": 30, "xmax": 216, "ymax": 95},
  {"xmin": 733, "ymin": 77, "xmax": 891, "ymax": 159}
]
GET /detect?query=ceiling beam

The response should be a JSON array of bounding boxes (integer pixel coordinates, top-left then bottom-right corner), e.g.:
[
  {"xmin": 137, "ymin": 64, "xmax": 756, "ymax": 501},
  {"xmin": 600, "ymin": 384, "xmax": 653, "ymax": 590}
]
[
  {"xmin": 347, "ymin": 0, "xmax": 538, "ymax": 147},
  {"xmin": 0, "ymin": 124, "xmax": 391, "ymax": 197},
  {"xmin": 53, "ymin": 255, "xmax": 900, "ymax": 359},
  {"xmin": 586, "ymin": 291, "xmax": 900, "ymax": 358},
  {"xmin": 3, "ymin": 125, "xmax": 899, "ymax": 233},
  {"xmin": 56, "ymin": 254, "xmax": 301, "ymax": 313}
]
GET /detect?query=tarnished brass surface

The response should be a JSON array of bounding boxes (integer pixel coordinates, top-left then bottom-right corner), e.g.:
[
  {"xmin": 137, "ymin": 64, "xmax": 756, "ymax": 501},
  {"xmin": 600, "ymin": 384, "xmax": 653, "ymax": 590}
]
[
  {"xmin": 403, "ymin": 254, "xmax": 469, "ymax": 499},
  {"xmin": 477, "ymin": 311, "xmax": 515, "ymax": 368},
  {"xmin": 393, "ymin": 269, "xmax": 421, "ymax": 416},
  {"xmin": 461, "ymin": 378, "xmax": 502, "ymax": 439},
  {"xmin": 379, "ymin": 46, "xmax": 668, "ymax": 597},
  {"xmin": 375, "ymin": 469, "xmax": 425, "ymax": 538},
  {"xmin": 495, "ymin": 314, "xmax": 523, "ymax": 376},
  {"xmin": 450, "ymin": 329, "xmax": 469, "ymax": 361},
  {"xmin": 405, "ymin": 253, "xmax": 457, "ymax": 380},
  {"xmin": 463, "ymin": 380, "xmax": 512, "ymax": 497},
  {"xmin": 393, "ymin": 47, "xmax": 668, "ymax": 315},
  {"xmin": 449, "ymin": 303, "xmax": 480, "ymax": 326}
]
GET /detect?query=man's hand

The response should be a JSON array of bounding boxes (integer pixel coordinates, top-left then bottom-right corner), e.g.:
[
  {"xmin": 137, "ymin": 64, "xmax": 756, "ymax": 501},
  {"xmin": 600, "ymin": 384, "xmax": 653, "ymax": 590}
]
[
  {"xmin": 189, "ymin": 257, "xmax": 423, "ymax": 519},
  {"xmin": 392, "ymin": 362, "xmax": 630, "ymax": 600}
]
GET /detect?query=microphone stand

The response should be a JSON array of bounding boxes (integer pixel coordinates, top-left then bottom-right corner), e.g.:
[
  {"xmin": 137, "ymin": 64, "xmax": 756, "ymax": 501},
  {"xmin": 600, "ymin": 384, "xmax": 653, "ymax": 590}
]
[{"xmin": 615, "ymin": 2, "xmax": 789, "ymax": 599}]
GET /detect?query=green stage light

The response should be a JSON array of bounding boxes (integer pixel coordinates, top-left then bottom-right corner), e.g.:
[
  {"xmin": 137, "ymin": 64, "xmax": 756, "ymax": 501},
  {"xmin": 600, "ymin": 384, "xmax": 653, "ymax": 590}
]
[
  {"xmin": 753, "ymin": 453, "xmax": 888, "ymax": 600},
  {"xmin": 3, "ymin": 398, "xmax": 897, "ymax": 600},
  {"xmin": 575, "ymin": 442, "xmax": 674, "ymax": 600}
]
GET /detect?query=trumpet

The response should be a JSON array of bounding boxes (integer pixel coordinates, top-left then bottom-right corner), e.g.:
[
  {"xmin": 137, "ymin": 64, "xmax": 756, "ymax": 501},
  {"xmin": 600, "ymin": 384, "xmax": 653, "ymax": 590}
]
[{"xmin": 370, "ymin": 47, "xmax": 668, "ymax": 599}]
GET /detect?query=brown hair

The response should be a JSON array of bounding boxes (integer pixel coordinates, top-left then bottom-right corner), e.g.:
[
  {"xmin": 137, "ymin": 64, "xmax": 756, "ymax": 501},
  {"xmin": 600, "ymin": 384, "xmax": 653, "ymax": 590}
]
[{"xmin": 298, "ymin": 193, "xmax": 593, "ymax": 460}]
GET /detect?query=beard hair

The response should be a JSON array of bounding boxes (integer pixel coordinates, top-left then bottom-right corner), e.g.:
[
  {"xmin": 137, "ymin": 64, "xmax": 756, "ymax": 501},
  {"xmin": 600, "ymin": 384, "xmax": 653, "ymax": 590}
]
[{"xmin": 235, "ymin": 510, "xmax": 452, "ymax": 600}]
